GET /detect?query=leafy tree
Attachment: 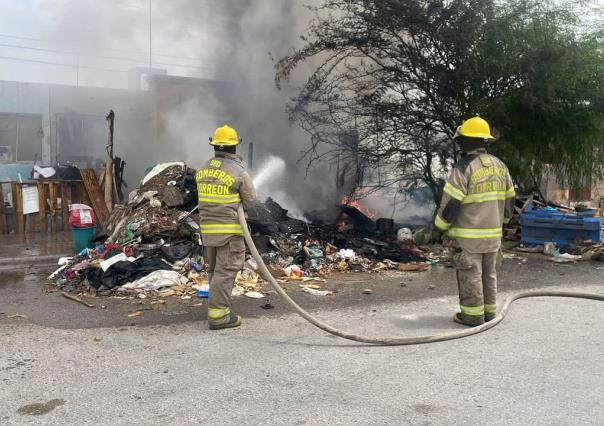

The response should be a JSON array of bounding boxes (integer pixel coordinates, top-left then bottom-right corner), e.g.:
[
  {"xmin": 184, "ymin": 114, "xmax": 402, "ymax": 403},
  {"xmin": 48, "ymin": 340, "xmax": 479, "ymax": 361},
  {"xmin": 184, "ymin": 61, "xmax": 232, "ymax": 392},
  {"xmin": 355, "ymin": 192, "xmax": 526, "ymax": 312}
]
[{"xmin": 275, "ymin": 0, "xmax": 604, "ymax": 205}]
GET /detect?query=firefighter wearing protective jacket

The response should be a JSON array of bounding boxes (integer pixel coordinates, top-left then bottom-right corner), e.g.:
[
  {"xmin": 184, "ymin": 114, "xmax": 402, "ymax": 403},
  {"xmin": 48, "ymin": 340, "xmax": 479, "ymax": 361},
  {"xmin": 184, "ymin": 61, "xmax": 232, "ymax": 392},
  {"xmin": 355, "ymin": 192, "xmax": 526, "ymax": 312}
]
[
  {"xmin": 435, "ymin": 117, "xmax": 515, "ymax": 326},
  {"xmin": 196, "ymin": 125, "xmax": 257, "ymax": 330}
]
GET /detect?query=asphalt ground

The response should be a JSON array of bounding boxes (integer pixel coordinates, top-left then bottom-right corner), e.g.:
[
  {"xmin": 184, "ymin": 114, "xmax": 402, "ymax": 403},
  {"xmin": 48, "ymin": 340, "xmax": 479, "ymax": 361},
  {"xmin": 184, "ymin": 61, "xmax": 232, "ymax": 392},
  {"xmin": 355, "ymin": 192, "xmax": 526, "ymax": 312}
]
[
  {"xmin": 1, "ymin": 235, "xmax": 603, "ymax": 424},
  {"xmin": 1, "ymin": 281, "xmax": 603, "ymax": 425}
]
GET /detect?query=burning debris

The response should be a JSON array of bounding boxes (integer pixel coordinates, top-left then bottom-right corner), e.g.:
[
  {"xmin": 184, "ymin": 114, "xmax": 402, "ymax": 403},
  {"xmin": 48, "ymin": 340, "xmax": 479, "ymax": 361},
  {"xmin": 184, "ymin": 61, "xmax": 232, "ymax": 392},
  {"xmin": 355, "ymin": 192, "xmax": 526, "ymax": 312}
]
[
  {"xmin": 50, "ymin": 162, "xmax": 434, "ymax": 303},
  {"xmin": 246, "ymin": 195, "xmax": 428, "ymax": 277}
]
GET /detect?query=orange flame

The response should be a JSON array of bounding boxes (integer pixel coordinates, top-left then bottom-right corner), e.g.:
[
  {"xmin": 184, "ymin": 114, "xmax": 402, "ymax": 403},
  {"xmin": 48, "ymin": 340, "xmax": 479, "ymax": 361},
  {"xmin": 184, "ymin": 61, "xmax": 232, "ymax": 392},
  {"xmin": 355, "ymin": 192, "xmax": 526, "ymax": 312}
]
[{"xmin": 340, "ymin": 196, "xmax": 377, "ymax": 219}]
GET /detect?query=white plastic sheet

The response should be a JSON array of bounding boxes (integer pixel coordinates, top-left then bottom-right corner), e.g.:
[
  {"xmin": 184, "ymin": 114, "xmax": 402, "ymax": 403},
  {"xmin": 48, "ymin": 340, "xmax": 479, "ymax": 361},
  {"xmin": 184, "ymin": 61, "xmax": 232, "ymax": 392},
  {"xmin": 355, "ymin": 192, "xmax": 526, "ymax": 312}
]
[{"xmin": 120, "ymin": 270, "xmax": 188, "ymax": 292}]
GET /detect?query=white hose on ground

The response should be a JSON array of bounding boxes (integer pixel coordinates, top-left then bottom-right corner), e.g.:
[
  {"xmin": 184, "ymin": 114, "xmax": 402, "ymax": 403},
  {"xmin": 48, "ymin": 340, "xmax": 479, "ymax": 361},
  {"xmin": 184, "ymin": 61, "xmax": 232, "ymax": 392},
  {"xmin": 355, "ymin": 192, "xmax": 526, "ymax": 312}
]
[{"xmin": 238, "ymin": 206, "xmax": 604, "ymax": 345}]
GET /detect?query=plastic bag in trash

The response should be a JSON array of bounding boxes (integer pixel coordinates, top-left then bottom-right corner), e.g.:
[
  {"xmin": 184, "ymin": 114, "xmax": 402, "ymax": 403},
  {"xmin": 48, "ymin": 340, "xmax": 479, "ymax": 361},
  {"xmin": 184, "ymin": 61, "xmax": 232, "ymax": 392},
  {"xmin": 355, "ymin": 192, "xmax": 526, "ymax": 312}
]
[{"xmin": 160, "ymin": 242, "xmax": 195, "ymax": 262}]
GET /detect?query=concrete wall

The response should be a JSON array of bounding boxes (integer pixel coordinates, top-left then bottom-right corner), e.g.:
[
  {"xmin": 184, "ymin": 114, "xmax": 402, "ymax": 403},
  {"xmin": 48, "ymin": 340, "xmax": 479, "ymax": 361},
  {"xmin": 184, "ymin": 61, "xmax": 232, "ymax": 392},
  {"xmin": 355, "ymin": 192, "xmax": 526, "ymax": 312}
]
[{"xmin": 0, "ymin": 80, "xmax": 152, "ymax": 189}]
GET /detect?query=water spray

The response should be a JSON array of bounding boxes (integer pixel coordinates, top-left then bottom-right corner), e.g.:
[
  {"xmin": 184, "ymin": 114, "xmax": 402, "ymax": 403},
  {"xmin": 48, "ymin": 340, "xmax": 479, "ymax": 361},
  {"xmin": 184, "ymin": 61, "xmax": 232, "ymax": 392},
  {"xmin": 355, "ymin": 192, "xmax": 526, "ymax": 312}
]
[{"xmin": 253, "ymin": 156, "xmax": 287, "ymax": 188}]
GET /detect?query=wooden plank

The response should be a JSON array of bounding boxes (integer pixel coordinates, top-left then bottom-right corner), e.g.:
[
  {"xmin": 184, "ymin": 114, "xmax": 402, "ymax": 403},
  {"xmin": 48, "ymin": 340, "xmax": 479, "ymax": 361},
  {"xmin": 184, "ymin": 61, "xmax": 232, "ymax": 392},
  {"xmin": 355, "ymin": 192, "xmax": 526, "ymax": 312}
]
[
  {"xmin": 79, "ymin": 169, "xmax": 110, "ymax": 228},
  {"xmin": 11, "ymin": 182, "xmax": 24, "ymax": 234},
  {"xmin": 37, "ymin": 182, "xmax": 47, "ymax": 233},
  {"xmin": 60, "ymin": 182, "xmax": 70, "ymax": 231},
  {"xmin": 73, "ymin": 182, "xmax": 89, "ymax": 205},
  {"xmin": 27, "ymin": 213, "xmax": 37, "ymax": 233},
  {"xmin": 0, "ymin": 184, "xmax": 6, "ymax": 234},
  {"xmin": 48, "ymin": 182, "xmax": 58, "ymax": 233}
]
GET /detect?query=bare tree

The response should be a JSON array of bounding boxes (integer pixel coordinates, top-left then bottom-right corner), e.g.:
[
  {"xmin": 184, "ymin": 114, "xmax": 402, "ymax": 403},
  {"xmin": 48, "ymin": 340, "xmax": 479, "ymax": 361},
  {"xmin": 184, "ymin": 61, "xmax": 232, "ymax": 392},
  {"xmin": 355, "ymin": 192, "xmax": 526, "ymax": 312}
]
[{"xmin": 276, "ymin": 0, "xmax": 604, "ymax": 205}]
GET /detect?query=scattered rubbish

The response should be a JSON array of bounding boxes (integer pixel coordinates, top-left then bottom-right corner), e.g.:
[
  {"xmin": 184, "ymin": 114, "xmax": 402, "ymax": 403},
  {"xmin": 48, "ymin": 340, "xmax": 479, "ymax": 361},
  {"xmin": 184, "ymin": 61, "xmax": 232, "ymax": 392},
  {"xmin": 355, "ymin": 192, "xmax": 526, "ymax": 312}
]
[
  {"xmin": 48, "ymin": 265, "xmax": 68, "ymax": 280},
  {"xmin": 398, "ymin": 263, "xmax": 429, "ymax": 272},
  {"xmin": 141, "ymin": 162, "xmax": 185, "ymax": 185},
  {"xmin": 543, "ymin": 242, "xmax": 557, "ymax": 256},
  {"xmin": 231, "ymin": 286, "xmax": 244, "ymax": 297},
  {"xmin": 413, "ymin": 227, "xmax": 432, "ymax": 245},
  {"xmin": 397, "ymin": 228, "xmax": 413, "ymax": 242},
  {"xmin": 100, "ymin": 253, "xmax": 136, "ymax": 272},
  {"xmin": 158, "ymin": 288, "xmax": 176, "ymax": 298},
  {"xmin": 302, "ymin": 287, "xmax": 333, "ymax": 296},
  {"xmin": 244, "ymin": 291, "xmax": 265, "ymax": 299},
  {"xmin": 338, "ymin": 249, "xmax": 357, "ymax": 260},
  {"xmin": 300, "ymin": 284, "xmax": 321, "ymax": 289},
  {"xmin": 196, "ymin": 284, "xmax": 210, "ymax": 298},
  {"xmin": 362, "ymin": 288, "xmax": 373, "ymax": 295},
  {"xmin": 120, "ymin": 270, "xmax": 188, "ymax": 293},
  {"xmin": 303, "ymin": 245, "xmax": 324, "ymax": 259},
  {"xmin": 61, "ymin": 291, "xmax": 95, "ymax": 308},
  {"xmin": 548, "ymin": 253, "xmax": 582, "ymax": 264},
  {"xmin": 33, "ymin": 165, "xmax": 56, "ymax": 179},
  {"xmin": 428, "ymin": 285, "xmax": 436, "ymax": 290},
  {"xmin": 284, "ymin": 265, "xmax": 304, "ymax": 279},
  {"xmin": 127, "ymin": 310, "xmax": 144, "ymax": 318}
]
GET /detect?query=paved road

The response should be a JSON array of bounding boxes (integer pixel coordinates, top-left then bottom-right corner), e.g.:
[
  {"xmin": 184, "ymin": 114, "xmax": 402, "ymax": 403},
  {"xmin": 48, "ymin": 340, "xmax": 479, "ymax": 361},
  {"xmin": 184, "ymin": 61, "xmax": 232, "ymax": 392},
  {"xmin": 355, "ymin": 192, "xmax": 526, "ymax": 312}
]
[
  {"xmin": 2, "ymin": 251, "xmax": 602, "ymax": 329},
  {"xmin": 1, "ymin": 281, "xmax": 603, "ymax": 425}
]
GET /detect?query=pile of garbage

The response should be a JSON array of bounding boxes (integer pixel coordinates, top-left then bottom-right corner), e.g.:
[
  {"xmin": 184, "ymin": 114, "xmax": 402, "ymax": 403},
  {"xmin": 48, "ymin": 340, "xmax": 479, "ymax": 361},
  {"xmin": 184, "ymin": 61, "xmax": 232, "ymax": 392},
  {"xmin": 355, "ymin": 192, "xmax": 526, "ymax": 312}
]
[
  {"xmin": 50, "ymin": 162, "xmax": 434, "ymax": 300},
  {"xmin": 49, "ymin": 163, "xmax": 217, "ymax": 298},
  {"xmin": 246, "ymin": 197, "xmax": 431, "ymax": 278}
]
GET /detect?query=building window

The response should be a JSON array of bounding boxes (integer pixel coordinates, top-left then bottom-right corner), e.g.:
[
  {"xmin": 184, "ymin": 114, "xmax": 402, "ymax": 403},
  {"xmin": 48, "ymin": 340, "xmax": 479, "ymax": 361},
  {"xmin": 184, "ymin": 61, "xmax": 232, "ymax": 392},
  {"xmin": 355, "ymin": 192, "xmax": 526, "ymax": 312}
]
[{"xmin": 0, "ymin": 113, "xmax": 43, "ymax": 162}]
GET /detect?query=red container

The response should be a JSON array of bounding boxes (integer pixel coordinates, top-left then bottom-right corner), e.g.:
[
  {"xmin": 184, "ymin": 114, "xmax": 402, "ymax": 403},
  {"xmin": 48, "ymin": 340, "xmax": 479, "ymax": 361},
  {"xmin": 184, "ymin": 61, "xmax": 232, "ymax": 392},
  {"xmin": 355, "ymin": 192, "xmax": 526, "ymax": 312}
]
[{"xmin": 69, "ymin": 204, "xmax": 97, "ymax": 228}]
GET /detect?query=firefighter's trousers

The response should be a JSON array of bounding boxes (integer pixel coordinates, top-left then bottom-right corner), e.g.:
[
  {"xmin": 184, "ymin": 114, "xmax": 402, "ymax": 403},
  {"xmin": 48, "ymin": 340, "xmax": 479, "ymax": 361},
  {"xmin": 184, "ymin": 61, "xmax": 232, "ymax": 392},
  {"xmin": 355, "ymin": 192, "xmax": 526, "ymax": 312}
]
[
  {"xmin": 454, "ymin": 249, "xmax": 499, "ymax": 325},
  {"xmin": 204, "ymin": 237, "xmax": 245, "ymax": 326}
]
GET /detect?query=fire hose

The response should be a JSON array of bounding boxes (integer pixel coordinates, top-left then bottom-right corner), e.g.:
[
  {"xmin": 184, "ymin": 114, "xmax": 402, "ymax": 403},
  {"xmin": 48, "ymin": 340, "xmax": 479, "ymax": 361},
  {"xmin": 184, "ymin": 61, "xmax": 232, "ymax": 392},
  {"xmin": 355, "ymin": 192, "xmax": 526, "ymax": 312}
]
[{"xmin": 238, "ymin": 206, "xmax": 604, "ymax": 345}]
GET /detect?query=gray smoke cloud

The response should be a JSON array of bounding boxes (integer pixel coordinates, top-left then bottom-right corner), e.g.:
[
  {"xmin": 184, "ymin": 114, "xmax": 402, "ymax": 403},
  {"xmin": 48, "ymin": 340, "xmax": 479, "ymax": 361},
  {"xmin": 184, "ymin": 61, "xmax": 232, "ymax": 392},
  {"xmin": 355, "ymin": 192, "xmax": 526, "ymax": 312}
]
[
  {"xmin": 25, "ymin": 0, "xmax": 430, "ymax": 223},
  {"xmin": 153, "ymin": 0, "xmax": 341, "ymax": 217}
]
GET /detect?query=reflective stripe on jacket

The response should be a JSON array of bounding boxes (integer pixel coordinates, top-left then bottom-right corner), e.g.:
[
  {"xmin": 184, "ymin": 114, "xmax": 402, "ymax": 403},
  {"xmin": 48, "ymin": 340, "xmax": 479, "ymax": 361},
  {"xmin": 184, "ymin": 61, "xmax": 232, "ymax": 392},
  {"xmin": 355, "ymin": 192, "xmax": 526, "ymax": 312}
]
[
  {"xmin": 435, "ymin": 150, "xmax": 515, "ymax": 253},
  {"xmin": 196, "ymin": 152, "xmax": 257, "ymax": 246}
]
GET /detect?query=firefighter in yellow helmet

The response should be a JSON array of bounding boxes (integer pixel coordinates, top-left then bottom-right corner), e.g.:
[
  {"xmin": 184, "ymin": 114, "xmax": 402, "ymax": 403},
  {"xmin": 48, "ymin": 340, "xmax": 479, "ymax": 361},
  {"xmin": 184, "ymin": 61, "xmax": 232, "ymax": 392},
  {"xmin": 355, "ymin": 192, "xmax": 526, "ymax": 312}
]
[
  {"xmin": 196, "ymin": 125, "xmax": 257, "ymax": 330},
  {"xmin": 434, "ymin": 117, "xmax": 516, "ymax": 326}
]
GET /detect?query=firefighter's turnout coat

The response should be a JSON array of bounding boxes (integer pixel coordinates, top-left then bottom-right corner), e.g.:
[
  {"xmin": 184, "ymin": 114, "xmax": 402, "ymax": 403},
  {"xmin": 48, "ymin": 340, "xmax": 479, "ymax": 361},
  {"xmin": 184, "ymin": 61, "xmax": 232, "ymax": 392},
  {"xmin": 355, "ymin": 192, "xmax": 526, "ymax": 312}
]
[
  {"xmin": 196, "ymin": 152, "xmax": 257, "ymax": 246},
  {"xmin": 435, "ymin": 149, "xmax": 515, "ymax": 253}
]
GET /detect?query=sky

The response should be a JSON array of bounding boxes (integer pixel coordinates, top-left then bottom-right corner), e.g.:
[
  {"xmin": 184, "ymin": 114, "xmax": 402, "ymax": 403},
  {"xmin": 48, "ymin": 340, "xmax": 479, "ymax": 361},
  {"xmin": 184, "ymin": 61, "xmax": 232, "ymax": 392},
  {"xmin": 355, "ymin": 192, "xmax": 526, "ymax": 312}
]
[
  {"xmin": 0, "ymin": 0, "xmax": 600, "ymax": 89},
  {"xmin": 0, "ymin": 0, "xmax": 232, "ymax": 88}
]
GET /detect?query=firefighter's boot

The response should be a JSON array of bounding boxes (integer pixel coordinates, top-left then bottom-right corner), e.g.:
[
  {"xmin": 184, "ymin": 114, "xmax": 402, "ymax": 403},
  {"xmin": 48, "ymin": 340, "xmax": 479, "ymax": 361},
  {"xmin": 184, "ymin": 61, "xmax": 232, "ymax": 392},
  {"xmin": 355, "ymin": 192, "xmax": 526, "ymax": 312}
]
[{"xmin": 209, "ymin": 314, "xmax": 242, "ymax": 330}]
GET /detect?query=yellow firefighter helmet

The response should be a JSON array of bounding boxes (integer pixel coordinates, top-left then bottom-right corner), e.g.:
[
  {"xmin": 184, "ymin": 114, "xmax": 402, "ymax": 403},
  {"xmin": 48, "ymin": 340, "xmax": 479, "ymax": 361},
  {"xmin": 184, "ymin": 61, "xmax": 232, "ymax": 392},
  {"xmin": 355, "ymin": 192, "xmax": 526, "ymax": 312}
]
[
  {"xmin": 454, "ymin": 116, "xmax": 495, "ymax": 140},
  {"xmin": 209, "ymin": 125, "xmax": 241, "ymax": 146}
]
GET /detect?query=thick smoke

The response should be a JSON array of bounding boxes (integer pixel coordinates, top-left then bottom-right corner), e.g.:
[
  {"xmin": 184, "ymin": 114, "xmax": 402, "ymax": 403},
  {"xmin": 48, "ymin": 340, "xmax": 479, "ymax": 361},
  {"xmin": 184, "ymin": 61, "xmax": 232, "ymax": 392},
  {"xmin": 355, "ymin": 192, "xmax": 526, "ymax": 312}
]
[
  {"xmin": 33, "ymin": 0, "xmax": 431, "ymax": 223},
  {"xmin": 157, "ymin": 0, "xmax": 341, "ymax": 217}
]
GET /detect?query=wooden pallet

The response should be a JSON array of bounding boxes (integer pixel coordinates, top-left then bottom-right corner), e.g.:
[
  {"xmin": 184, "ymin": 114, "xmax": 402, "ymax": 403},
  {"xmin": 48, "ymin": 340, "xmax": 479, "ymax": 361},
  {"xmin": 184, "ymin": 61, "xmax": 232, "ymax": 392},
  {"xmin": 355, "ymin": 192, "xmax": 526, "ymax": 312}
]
[
  {"xmin": 0, "ymin": 180, "xmax": 90, "ymax": 234},
  {"xmin": 79, "ymin": 169, "xmax": 110, "ymax": 228}
]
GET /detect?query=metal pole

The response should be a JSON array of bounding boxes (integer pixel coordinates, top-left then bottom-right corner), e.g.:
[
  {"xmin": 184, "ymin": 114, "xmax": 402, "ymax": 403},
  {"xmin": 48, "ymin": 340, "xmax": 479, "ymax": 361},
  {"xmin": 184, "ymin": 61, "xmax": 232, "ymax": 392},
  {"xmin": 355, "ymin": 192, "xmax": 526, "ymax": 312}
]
[
  {"xmin": 15, "ymin": 118, "xmax": 19, "ymax": 161},
  {"xmin": 104, "ymin": 110, "xmax": 115, "ymax": 211},
  {"xmin": 247, "ymin": 142, "xmax": 254, "ymax": 170},
  {"xmin": 149, "ymin": 0, "xmax": 152, "ymax": 70}
]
